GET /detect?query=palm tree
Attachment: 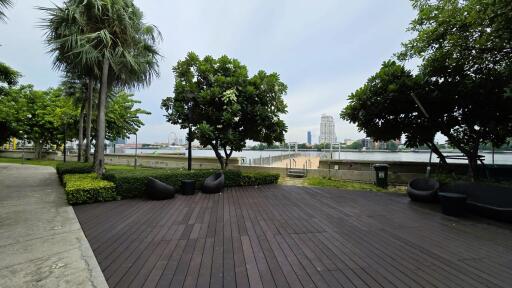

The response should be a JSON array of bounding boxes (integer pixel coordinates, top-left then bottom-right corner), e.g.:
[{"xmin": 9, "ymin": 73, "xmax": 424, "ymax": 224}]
[
  {"xmin": 40, "ymin": 2, "xmax": 100, "ymax": 163},
  {"xmin": 0, "ymin": 0, "xmax": 13, "ymax": 22},
  {"xmin": 41, "ymin": 0, "xmax": 160, "ymax": 174},
  {"xmin": 61, "ymin": 75, "xmax": 88, "ymax": 161}
]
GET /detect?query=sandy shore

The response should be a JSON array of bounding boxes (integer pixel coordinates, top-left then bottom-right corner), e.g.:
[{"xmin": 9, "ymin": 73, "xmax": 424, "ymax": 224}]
[{"xmin": 272, "ymin": 155, "xmax": 320, "ymax": 169}]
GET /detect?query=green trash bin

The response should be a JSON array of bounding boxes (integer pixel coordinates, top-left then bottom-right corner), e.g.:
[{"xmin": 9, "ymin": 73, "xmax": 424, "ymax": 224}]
[{"xmin": 373, "ymin": 164, "xmax": 390, "ymax": 188}]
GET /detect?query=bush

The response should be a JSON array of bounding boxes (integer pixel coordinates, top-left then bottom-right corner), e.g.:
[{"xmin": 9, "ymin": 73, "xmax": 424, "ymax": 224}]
[
  {"xmin": 102, "ymin": 168, "xmax": 279, "ymax": 199},
  {"xmin": 103, "ymin": 169, "xmax": 243, "ymax": 199},
  {"xmin": 240, "ymin": 172, "xmax": 280, "ymax": 186},
  {"xmin": 63, "ymin": 173, "xmax": 117, "ymax": 205},
  {"xmin": 56, "ymin": 162, "xmax": 94, "ymax": 180}
]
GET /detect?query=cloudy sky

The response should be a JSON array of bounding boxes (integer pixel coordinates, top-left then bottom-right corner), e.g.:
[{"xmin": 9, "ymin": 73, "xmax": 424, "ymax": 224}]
[{"xmin": 0, "ymin": 0, "xmax": 417, "ymax": 144}]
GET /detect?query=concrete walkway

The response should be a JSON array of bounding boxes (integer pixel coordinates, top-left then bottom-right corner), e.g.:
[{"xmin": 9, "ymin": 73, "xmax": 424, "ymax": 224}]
[{"xmin": 0, "ymin": 164, "xmax": 108, "ymax": 288}]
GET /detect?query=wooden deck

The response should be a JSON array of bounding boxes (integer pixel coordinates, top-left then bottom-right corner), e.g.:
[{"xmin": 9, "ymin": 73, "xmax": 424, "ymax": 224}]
[{"xmin": 74, "ymin": 185, "xmax": 512, "ymax": 288}]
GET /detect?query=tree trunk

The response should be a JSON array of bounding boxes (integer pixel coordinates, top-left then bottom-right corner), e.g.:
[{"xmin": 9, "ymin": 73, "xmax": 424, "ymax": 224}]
[
  {"xmin": 84, "ymin": 78, "xmax": 94, "ymax": 163},
  {"xmin": 94, "ymin": 56, "xmax": 109, "ymax": 176},
  {"xmin": 212, "ymin": 145, "xmax": 225, "ymax": 170},
  {"xmin": 33, "ymin": 141, "xmax": 42, "ymax": 159},
  {"xmin": 223, "ymin": 146, "xmax": 233, "ymax": 170},
  {"xmin": 467, "ymin": 146, "xmax": 480, "ymax": 181},
  {"xmin": 77, "ymin": 95, "xmax": 87, "ymax": 162},
  {"xmin": 426, "ymin": 142, "xmax": 447, "ymax": 164}
]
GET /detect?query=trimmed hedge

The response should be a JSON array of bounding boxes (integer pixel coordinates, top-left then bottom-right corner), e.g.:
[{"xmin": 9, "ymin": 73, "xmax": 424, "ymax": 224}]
[
  {"xmin": 103, "ymin": 169, "xmax": 279, "ymax": 199},
  {"xmin": 56, "ymin": 162, "xmax": 94, "ymax": 180},
  {"xmin": 102, "ymin": 169, "xmax": 240, "ymax": 199},
  {"xmin": 63, "ymin": 173, "xmax": 117, "ymax": 205},
  {"xmin": 241, "ymin": 172, "xmax": 280, "ymax": 186}
]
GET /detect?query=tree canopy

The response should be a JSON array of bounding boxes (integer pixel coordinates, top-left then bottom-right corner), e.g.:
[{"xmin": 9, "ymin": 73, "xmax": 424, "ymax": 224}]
[
  {"xmin": 40, "ymin": 0, "xmax": 160, "ymax": 174},
  {"xmin": 341, "ymin": 0, "xmax": 512, "ymax": 179},
  {"xmin": 0, "ymin": 83, "xmax": 149, "ymax": 155},
  {"xmin": 105, "ymin": 89, "xmax": 150, "ymax": 141},
  {"xmin": 162, "ymin": 52, "xmax": 288, "ymax": 169}
]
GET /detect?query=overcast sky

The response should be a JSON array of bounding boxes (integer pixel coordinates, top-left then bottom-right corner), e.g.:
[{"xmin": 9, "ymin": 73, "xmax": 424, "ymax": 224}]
[{"xmin": 0, "ymin": 0, "xmax": 417, "ymax": 144}]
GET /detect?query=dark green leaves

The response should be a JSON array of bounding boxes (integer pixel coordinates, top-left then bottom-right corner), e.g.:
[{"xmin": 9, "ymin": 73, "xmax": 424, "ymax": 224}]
[{"xmin": 162, "ymin": 52, "xmax": 288, "ymax": 168}]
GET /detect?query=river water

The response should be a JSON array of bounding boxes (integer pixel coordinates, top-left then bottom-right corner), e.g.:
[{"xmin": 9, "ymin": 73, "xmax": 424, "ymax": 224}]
[{"xmin": 120, "ymin": 148, "xmax": 512, "ymax": 165}]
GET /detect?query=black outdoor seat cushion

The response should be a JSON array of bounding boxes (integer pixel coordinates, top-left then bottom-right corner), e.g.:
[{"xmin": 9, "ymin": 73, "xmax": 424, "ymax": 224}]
[
  {"xmin": 407, "ymin": 178, "xmax": 440, "ymax": 202},
  {"xmin": 202, "ymin": 172, "xmax": 225, "ymax": 194},
  {"xmin": 146, "ymin": 177, "xmax": 176, "ymax": 200}
]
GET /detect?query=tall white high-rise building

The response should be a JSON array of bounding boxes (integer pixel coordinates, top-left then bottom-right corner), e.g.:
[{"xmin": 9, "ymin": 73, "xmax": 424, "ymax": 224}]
[{"xmin": 319, "ymin": 114, "xmax": 337, "ymax": 144}]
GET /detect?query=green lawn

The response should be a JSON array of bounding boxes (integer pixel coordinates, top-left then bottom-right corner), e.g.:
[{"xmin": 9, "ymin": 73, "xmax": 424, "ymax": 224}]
[
  {"xmin": 0, "ymin": 157, "xmax": 137, "ymax": 170},
  {"xmin": 0, "ymin": 157, "xmax": 62, "ymax": 167},
  {"xmin": 305, "ymin": 177, "xmax": 406, "ymax": 193}
]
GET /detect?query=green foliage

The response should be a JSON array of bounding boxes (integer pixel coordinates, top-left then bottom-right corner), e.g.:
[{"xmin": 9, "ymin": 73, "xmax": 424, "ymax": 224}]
[
  {"xmin": 0, "ymin": 85, "xmax": 78, "ymax": 149},
  {"xmin": 40, "ymin": 0, "xmax": 161, "ymax": 174},
  {"xmin": 63, "ymin": 173, "xmax": 116, "ymax": 205},
  {"xmin": 305, "ymin": 177, "xmax": 405, "ymax": 193},
  {"xmin": 102, "ymin": 169, "xmax": 238, "ymax": 199},
  {"xmin": 346, "ymin": 141, "xmax": 363, "ymax": 150},
  {"xmin": 342, "ymin": 1, "xmax": 512, "ymax": 178},
  {"xmin": 240, "ymin": 172, "xmax": 280, "ymax": 186},
  {"xmin": 0, "ymin": 62, "xmax": 21, "ymax": 87},
  {"xmin": 103, "ymin": 168, "xmax": 279, "ymax": 199},
  {"xmin": 105, "ymin": 89, "xmax": 150, "ymax": 141},
  {"xmin": 162, "ymin": 52, "xmax": 288, "ymax": 169},
  {"xmin": 0, "ymin": 157, "xmax": 61, "ymax": 167},
  {"xmin": 56, "ymin": 162, "xmax": 94, "ymax": 179},
  {"xmin": 0, "ymin": 83, "xmax": 149, "ymax": 151}
]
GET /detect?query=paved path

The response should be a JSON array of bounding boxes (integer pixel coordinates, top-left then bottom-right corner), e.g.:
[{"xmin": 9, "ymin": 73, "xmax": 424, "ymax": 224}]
[{"xmin": 0, "ymin": 163, "xmax": 108, "ymax": 288}]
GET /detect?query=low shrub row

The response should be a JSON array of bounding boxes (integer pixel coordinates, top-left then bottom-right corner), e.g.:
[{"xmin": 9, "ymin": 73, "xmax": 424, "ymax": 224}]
[
  {"xmin": 63, "ymin": 173, "xmax": 117, "ymax": 205},
  {"xmin": 240, "ymin": 172, "xmax": 280, "ymax": 186},
  {"xmin": 102, "ymin": 169, "xmax": 239, "ymax": 199},
  {"xmin": 102, "ymin": 168, "xmax": 279, "ymax": 199},
  {"xmin": 56, "ymin": 162, "xmax": 94, "ymax": 180}
]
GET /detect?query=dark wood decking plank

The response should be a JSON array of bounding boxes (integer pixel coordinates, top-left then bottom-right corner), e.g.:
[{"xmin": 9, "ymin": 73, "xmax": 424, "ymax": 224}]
[
  {"xmin": 73, "ymin": 185, "xmax": 512, "ymax": 288},
  {"xmin": 222, "ymin": 191, "xmax": 236, "ymax": 288},
  {"xmin": 210, "ymin": 195, "xmax": 225, "ymax": 288},
  {"xmin": 228, "ymin": 188, "xmax": 250, "ymax": 288},
  {"xmin": 182, "ymin": 237, "xmax": 206, "ymax": 288}
]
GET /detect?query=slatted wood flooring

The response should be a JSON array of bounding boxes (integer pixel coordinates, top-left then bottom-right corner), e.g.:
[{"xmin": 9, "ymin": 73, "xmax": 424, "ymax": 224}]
[{"xmin": 74, "ymin": 185, "xmax": 512, "ymax": 288}]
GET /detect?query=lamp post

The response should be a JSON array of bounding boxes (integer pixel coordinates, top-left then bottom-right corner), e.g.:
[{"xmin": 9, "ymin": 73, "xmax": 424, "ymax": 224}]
[
  {"xmin": 134, "ymin": 133, "xmax": 138, "ymax": 169},
  {"xmin": 63, "ymin": 122, "xmax": 67, "ymax": 163},
  {"xmin": 186, "ymin": 93, "xmax": 195, "ymax": 171},
  {"xmin": 20, "ymin": 131, "xmax": 24, "ymax": 165}
]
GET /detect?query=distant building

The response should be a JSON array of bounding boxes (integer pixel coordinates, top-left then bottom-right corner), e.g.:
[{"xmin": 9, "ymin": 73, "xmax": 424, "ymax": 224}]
[
  {"xmin": 319, "ymin": 114, "xmax": 337, "ymax": 144},
  {"xmin": 362, "ymin": 137, "xmax": 373, "ymax": 149},
  {"xmin": 307, "ymin": 131, "xmax": 312, "ymax": 145},
  {"xmin": 344, "ymin": 139, "xmax": 354, "ymax": 145}
]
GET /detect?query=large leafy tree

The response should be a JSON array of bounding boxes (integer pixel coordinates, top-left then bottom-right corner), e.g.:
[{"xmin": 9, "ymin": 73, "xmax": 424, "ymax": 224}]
[
  {"xmin": 342, "ymin": 0, "xmax": 512, "ymax": 179},
  {"xmin": 162, "ymin": 52, "xmax": 288, "ymax": 170},
  {"xmin": 41, "ymin": 0, "xmax": 160, "ymax": 174},
  {"xmin": 0, "ymin": 85, "xmax": 78, "ymax": 156},
  {"xmin": 341, "ymin": 61, "xmax": 448, "ymax": 163},
  {"xmin": 0, "ymin": 83, "xmax": 149, "ymax": 156}
]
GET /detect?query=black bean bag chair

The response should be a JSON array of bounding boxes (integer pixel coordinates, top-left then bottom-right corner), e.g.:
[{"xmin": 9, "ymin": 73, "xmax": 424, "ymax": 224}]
[
  {"xmin": 202, "ymin": 172, "xmax": 224, "ymax": 194},
  {"xmin": 146, "ymin": 177, "xmax": 176, "ymax": 200},
  {"xmin": 407, "ymin": 178, "xmax": 440, "ymax": 202}
]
